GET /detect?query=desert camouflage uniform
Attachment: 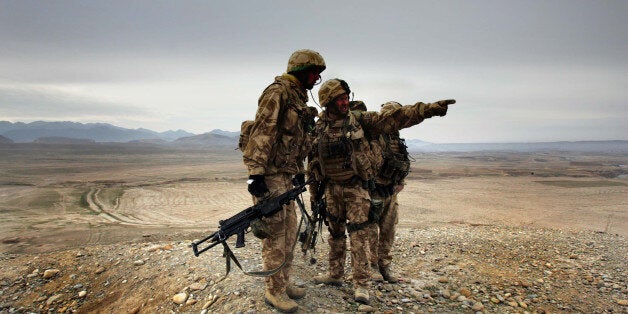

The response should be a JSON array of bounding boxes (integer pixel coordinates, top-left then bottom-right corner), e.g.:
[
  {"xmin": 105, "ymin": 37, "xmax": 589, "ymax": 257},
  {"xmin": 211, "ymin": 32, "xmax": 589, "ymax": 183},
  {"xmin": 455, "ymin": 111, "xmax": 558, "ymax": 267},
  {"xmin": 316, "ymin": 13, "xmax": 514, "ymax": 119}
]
[
  {"xmin": 367, "ymin": 130, "xmax": 407, "ymax": 270},
  {"xmin": 243, "ymin": 73, "xmax": 317, "ymax": 296},
  {"xmin": 309, "ymin": 102, "xmax": 434, "ymax": 289}
]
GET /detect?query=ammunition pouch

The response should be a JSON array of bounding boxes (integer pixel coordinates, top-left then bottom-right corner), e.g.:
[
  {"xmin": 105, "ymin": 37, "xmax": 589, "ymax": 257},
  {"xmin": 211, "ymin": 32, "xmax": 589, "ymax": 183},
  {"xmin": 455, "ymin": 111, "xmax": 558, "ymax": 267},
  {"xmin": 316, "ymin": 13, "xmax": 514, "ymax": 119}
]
[
  {"xmin": 379, "ymin": 152, "xmax": 410, "ymax": 184},
  {"xmin": 250, "ymin": 218, "xmax": 271, "ymax": 239},
  {"xmin": 368, "ymin": 198, "xmax": 384, "ymax": 223},
  {"xmin": 324, "ymin": 138, "xmax": 351, "ymax": 159}
]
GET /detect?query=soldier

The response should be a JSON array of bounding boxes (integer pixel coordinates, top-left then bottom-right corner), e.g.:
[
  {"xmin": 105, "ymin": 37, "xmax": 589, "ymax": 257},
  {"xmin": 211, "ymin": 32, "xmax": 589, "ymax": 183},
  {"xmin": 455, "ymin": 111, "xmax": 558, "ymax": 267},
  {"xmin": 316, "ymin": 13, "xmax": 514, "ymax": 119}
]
[
  {"xmin": 308, "ymin": 78, "xmax": 454, "ymax": 304},
  {"xmin": 243, "ymin": 49, "xmax": 326, "ymax": 313},
  {"xmin": 359, "ymin": 101, "xmax": 411, "ymax": 283}
]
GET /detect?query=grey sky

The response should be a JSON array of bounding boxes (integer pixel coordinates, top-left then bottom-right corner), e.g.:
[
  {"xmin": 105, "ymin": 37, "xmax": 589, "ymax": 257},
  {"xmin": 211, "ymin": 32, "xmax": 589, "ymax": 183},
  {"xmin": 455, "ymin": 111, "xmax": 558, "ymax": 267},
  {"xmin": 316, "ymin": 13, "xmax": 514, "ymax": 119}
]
[{"xmin": 1, "ymin": 0, "xmax": 626, "ymax": 143}]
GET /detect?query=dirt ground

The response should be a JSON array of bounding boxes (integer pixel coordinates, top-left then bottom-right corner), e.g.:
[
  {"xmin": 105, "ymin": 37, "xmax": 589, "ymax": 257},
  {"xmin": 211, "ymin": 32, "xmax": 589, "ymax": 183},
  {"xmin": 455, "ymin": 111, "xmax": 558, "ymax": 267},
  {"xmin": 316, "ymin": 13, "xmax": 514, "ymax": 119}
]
[{"xmin": 0, "ymin": 144, "xmax": 626, "ymax": 313}]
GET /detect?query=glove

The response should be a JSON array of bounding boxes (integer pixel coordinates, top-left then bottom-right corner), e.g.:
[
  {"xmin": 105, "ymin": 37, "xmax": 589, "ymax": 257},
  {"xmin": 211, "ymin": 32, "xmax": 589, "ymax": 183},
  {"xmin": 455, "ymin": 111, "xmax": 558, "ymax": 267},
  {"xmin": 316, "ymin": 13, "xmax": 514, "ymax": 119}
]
[
  {"xmin": 425, "ymin": 99, "xmax": 456, "ymax": 117},
  {"xmin": 247, "ymin": 175, "xmax": 269, "ymax": 197},
  {"xmin": 294, "ymin": 173, "xmax": 305, "ymax": 186}
]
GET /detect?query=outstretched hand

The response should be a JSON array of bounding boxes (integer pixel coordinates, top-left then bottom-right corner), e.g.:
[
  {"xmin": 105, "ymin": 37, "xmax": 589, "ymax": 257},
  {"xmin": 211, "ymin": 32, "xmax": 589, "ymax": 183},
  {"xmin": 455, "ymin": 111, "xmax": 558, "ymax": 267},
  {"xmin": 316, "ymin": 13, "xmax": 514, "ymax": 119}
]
[
  {"xmin": 427, "ymin": 99, "xmax": 456, "ymax": 117},
  {"xmin": 436, "ymin": 99, "xmax": 456, "ymax": 106}
]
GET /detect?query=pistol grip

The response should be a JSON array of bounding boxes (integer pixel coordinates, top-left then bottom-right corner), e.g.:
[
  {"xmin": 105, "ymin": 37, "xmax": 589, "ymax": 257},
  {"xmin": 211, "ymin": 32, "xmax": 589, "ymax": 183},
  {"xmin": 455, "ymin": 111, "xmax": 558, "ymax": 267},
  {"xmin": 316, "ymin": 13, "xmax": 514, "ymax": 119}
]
[{"xmin": 235, "ymin": 231, "xmax": 245, "ymax": 248}]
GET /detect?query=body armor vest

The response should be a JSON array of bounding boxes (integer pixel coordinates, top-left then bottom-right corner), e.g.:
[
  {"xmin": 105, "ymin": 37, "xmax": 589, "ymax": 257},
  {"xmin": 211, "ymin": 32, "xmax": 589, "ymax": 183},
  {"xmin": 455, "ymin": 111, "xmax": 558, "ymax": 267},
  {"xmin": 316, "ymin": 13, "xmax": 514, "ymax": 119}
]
[{"xmin": 316, "ymin": 112, "xmax": 376, "ymax": 183}]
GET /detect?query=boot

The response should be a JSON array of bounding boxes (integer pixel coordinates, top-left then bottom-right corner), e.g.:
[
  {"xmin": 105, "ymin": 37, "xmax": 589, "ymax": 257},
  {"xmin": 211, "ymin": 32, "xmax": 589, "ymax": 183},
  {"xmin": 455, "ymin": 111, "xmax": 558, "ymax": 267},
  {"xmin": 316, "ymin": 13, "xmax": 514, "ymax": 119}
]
[
  {"xmin": 313, "ymin": 274, "xmax": 343, "ymax": 286},
  {"xmin": 370, "ymin": 265, "xmax": 384, "ymax": 282},
  {"xmin": 286, "ymin": 284, "xmax": 306, "ymax": 299},
  {"xmin": 379, "ymin": 265, "xmax": 398, "ymax": 283},
  {"xmin": 354, "ymin": 286, "xmax": 370, "ymax": 304},
  {"xmin": 264, "ymin": 290, "xmax": 298, "ymax": 313}
]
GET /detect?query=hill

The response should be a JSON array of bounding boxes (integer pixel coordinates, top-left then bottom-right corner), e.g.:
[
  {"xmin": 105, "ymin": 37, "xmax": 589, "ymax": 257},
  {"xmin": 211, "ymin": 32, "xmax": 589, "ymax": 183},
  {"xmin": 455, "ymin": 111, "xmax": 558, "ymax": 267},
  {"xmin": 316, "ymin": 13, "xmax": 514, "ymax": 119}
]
[
  {"xmin": 0, "ymin": 121, "xmax": 194, "ymax": 143},
  {"xmin": 33, "ymin": 137, "xmax": 96, "ymax": 144},
  {"xmin": 171, "ymin": 132, "xmax": 238, "ymax": 148},
  {"xmin": 0, "ymin": 135, "xmax": 13, "ymax": 144}
]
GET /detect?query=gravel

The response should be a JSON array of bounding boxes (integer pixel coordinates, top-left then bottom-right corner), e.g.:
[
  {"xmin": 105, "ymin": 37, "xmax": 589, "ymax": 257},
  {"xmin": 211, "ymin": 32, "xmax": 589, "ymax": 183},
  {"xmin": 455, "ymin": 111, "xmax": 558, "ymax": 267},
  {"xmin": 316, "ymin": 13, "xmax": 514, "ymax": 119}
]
[{"xmin": 0, "ymin": 223, "xmax": 626, "ymax": 313}]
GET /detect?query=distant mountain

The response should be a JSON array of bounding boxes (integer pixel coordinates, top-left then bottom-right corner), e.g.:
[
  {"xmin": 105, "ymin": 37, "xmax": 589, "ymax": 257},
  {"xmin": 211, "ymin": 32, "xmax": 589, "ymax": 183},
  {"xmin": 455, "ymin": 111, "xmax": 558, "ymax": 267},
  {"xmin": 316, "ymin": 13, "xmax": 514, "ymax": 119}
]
[
  {"xmin": 0, "ymin": 134, "xmax": 13, "ymax": 144},
  {"xmin": 408, "ymin": 140, "xmax": 628, "ymax": 153},
  {"xmin": 210, "ymin": 129, "xmax": 240, "ymax": 138},
  {"xmin": 171, "ymin": 132, "xmax": 238, "ymax": 148},
  {"xmin": 160, "ymin": 129, "xmax": 195, "ymax": 141},
  {"xmin": 404, "ymin": 139, "xmax": 431, "ymax": 150},
  {"xmin": 33, "ymin": 137, "xmax": 96, "ymax": 144},
  {"xmin": 0, "ymin": 121, "xmax": 195, "ymax": 143}
]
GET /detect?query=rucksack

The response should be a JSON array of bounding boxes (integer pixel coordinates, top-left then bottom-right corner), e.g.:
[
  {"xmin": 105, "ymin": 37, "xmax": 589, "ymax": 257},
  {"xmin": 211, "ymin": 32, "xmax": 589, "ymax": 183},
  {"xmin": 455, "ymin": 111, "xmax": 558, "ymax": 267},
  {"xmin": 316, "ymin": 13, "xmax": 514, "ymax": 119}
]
[{"xmin": 238, "ymin": 120, "xmax": 255, "ymax": 151}]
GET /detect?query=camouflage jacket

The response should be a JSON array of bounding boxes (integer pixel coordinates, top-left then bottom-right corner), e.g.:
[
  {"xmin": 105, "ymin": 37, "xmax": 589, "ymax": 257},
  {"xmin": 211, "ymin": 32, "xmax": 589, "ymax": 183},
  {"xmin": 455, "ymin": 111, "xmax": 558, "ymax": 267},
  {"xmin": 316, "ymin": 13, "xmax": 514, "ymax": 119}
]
[
  {"xmin": 243, "ymin": 74, "xmax": 317, "ymax": 176},
  {"xmin": 308, "ymin": 102, "xmax": 430, "ymax": 185}
]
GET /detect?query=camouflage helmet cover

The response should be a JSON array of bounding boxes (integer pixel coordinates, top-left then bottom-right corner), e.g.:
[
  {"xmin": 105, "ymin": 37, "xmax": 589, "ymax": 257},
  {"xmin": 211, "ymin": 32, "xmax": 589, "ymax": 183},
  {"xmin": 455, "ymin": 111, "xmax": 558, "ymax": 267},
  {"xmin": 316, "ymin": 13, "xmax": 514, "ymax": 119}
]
[
  {"xmin": 318, "ymin": 78, "xmax": 350, "ymax": 107},
  {"xmin": 287, "ymin": 49, "xmax": 326, "ymax": 73}
]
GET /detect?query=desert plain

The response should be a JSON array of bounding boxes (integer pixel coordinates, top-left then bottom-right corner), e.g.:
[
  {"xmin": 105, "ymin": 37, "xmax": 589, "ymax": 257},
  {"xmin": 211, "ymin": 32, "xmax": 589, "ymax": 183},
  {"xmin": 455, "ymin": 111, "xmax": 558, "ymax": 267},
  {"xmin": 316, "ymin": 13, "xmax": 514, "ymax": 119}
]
[{"xmin": 0, "ymin": 143, "xmax": 626, "ymax": 313}]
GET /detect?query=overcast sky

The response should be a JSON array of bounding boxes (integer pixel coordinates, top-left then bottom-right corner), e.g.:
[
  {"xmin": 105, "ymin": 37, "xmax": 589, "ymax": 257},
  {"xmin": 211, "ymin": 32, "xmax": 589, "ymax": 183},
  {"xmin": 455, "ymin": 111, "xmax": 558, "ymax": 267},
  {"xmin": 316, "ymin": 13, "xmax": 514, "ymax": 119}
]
[{"xmin": 1, "ymin": 1, "xmax": 626, "ymax": 143}]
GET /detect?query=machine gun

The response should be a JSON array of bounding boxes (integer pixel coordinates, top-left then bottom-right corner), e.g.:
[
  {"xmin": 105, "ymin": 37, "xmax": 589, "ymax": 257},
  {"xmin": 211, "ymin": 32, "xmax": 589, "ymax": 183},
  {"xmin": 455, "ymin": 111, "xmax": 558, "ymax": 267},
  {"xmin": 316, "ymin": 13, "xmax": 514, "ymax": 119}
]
[{"xmin": 191, "ymin": 178, "xmax": 312, "ymax": 277}]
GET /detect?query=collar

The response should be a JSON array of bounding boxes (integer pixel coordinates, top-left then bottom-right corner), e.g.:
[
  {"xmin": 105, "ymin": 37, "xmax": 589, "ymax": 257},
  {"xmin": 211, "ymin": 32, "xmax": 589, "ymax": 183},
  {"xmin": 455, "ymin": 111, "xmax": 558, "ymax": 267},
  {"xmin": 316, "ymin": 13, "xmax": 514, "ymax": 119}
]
[{"xmin": 281, "ymin": 73, "xmax": 303, "ymax": 89}]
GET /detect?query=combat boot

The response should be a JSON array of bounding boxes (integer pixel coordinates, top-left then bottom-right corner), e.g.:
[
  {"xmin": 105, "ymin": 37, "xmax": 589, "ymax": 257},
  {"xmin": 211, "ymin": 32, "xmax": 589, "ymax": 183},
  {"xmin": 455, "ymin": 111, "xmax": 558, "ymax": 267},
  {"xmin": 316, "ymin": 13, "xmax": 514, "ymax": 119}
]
[
  {"xmin": 264, "ymin": 290, "xmax": 298, "ymax": 313},
  {"xmin": 370, "ymin": 265, "xmax": 384, "ymax": 282},
  {"xmin": 354, "ymin": 286, "xmax": 370, "ymax": 304},
  {"xmin": 313, "ymin": 274, "xmax": 343, "ymax": 286},
  {"xmin": 379, "ymin": 265, "xmax": 398, "ymax": 283},
  {"xmin": 286, "ymin": 284, "xmax": 306, "ymax": 299}
]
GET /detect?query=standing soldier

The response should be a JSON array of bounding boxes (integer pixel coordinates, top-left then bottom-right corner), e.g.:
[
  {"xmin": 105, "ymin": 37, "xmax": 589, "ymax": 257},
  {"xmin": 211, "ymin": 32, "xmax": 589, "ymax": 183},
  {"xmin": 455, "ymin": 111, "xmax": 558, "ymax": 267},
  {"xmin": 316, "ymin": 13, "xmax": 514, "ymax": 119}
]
[
  {"xmin": 308, "ymin": 78, "xmax": 454, "ymax": 304},
  {"xmin": 362, "ymin": 101, "xmax": 411, "ymax": 283},
  {"xmin": 243, "ymin": 49, "xmax": 325, "ymax": 313}
]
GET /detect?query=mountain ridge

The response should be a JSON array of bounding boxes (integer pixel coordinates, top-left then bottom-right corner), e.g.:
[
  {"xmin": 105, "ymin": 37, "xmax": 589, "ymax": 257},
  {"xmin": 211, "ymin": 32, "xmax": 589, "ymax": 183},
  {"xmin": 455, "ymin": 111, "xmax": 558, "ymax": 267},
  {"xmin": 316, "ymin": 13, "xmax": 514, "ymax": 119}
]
[
  {"xmin": 1, "ymin": 121, "xmax": 626, "ymax": 153},
  {"xmin": 0, "ymin": 121, "xmax": 195, "ymax": 143}
]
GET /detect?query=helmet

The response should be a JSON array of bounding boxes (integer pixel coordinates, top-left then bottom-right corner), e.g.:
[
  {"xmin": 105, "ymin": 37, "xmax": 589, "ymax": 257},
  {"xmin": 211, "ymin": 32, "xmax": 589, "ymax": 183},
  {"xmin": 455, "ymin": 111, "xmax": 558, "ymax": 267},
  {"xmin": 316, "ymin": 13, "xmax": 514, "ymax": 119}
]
[
  {"xmin": 380, "ymin": 101, "xmax": 402, "ymax": 114},
  {"xmin": 318, "ymin": 78, "xmax": 350, "ymax": 107},
  {"xmin": 350, "ymin": 100, "xmax": 367, "ymax": 112},
  {"xmin": 287, "ymin": 49, "xmax": 326, "ymax": 74}
]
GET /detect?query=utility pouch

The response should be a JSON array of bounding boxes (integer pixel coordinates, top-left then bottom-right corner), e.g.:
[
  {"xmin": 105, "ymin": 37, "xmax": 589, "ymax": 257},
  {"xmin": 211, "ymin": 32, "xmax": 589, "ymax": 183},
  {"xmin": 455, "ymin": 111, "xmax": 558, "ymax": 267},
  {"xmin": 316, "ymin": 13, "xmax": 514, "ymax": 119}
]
[
  {"xmin": 250, "ymin": 218, "xmax": 271, "ymax": 239},
  {"xmin": 368, "ymin": 198, "xmax": 384, "ymax": 223}
]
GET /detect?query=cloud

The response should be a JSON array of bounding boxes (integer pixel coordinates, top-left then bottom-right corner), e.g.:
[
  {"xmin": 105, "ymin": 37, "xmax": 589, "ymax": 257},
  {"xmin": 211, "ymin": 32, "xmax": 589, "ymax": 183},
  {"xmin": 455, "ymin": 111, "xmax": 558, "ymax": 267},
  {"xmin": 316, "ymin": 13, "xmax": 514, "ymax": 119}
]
[
  {"xmin": 0, "ymin": 82, "xmax": 153, "ymax": 123},
  {"xmin": 1, "ymin": 1, "xmax": 626, "ymax": 142}
]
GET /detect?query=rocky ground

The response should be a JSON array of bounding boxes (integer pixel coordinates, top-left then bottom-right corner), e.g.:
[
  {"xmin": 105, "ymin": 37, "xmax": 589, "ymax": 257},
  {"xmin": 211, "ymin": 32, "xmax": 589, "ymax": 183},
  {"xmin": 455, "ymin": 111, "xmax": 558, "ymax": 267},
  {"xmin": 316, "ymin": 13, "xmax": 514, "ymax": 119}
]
[{"xmin": 1, "ymin": 222, "xmax": 626, "ymax": 314}]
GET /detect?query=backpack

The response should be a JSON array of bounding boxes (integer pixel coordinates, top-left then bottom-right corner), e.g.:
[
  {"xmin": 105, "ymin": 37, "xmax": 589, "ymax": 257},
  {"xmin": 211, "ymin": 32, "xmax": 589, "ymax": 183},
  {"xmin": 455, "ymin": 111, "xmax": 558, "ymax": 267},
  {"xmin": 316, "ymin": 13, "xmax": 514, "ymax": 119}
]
[
  {"xmin": 238, "ymin": 120, "xmax": 255, "ymax": 151},
  {"xmin": 378, "ymin": 134, "xmax": 411, "ymax": 184}
]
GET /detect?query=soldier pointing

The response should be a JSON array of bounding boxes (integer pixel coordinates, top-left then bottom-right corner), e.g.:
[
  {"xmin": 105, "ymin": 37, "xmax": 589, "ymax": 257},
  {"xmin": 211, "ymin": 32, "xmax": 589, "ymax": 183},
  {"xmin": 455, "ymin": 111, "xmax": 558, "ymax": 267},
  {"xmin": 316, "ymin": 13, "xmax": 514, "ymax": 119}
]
[{"xmin": 307, "ymin": 78, "xmax": 454, "ymax": 304}]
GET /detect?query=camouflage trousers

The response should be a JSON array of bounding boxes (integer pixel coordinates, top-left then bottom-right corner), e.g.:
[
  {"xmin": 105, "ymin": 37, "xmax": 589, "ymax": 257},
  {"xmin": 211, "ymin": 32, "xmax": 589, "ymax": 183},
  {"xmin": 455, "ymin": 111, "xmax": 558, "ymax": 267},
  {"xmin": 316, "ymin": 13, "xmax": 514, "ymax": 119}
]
[
  {"xmin": 324, "ymin": 181, "xmax": 371, "ymax": 288},
  {"xmin": 255, "ymin": 173, "xmax": 298, "ymax": 295},
  {"xmin": 367, "ymin": 192, "xmax": 399, "ymax": 268}
]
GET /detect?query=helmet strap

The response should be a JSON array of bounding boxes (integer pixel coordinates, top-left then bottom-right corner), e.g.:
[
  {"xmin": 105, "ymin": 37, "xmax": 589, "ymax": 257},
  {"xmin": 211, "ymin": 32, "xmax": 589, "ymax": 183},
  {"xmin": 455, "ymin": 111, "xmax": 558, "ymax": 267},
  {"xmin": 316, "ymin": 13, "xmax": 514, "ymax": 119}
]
[{"xmin": 309, "ymin": 89, "xmax": 321, "ymax": 109}]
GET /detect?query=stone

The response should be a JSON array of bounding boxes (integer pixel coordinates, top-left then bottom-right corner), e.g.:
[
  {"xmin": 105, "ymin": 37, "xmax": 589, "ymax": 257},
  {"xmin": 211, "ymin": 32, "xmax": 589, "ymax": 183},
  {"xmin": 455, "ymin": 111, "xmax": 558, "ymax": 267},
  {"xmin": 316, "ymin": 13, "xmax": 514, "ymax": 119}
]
[
  {"xmin": 46, "ymin": 294, "xmax": 63, "ymax": 305},
  {"xmin": 357, "ymin": 304, "xmax": 375, "ymax": 312},
  {"xmin": 189, "ymin": 282, "xmax": 207, "ymax": 291},
  {"xmin": 43, "ymin": 269, "xmax": 60, "ymax": 279},
  {"xmin": 172, "ymin": 292, "xmax": 188, "ymax": 304},
  {"xmin": 472, "ymin": 302, "xmax": 484, "ymax": 311}
]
